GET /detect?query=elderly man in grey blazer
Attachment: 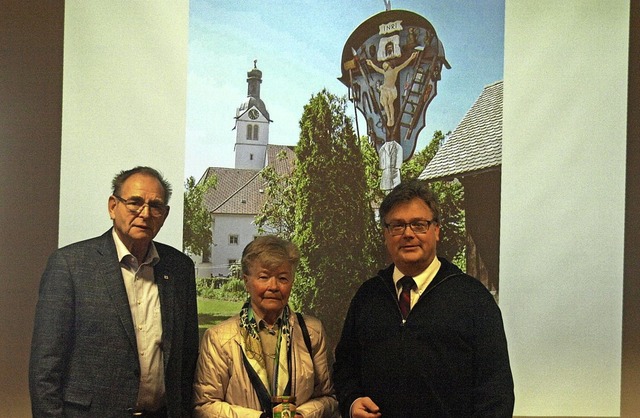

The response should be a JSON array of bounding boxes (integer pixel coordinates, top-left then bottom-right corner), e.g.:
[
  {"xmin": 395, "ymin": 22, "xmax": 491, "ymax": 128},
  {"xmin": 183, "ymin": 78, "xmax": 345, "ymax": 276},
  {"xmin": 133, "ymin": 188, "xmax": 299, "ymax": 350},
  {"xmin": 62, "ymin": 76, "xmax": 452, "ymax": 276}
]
[{"xmin": 29, "ymin": 166, "xmax": 199, "ymax": 417}]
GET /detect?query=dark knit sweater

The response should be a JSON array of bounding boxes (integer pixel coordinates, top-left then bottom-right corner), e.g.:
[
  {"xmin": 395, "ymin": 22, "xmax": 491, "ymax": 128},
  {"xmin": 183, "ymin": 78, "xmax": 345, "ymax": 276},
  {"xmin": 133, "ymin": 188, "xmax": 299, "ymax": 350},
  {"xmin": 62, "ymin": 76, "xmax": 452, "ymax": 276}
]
[{"xmin": 333, "ymin": 258, "xmax": 514, "ymax": 418}]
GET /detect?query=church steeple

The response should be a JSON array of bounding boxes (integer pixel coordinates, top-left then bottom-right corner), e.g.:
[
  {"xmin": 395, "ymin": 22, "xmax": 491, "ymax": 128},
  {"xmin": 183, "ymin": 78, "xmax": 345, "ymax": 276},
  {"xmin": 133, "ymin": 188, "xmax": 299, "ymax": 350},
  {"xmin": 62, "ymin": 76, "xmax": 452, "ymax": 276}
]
[
  {"xmin": 234, "ymin": 60, "xmax": 270, "ymax": 170},
  {"xmin": 247, "ymin": 60, "xmax": 262, "ymax": 99},
  {"xmin": 235, "ymin": 60, "xmax": 270, "ymax": 122}
]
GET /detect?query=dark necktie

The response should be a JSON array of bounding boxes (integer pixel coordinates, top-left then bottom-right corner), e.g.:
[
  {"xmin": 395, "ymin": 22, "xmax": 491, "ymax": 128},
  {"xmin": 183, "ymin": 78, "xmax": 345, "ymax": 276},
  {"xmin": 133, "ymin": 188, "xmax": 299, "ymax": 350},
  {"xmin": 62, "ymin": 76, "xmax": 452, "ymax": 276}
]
[{"xmin": 398, "ymin": 276, "xmax": 415, "ymax": 320}]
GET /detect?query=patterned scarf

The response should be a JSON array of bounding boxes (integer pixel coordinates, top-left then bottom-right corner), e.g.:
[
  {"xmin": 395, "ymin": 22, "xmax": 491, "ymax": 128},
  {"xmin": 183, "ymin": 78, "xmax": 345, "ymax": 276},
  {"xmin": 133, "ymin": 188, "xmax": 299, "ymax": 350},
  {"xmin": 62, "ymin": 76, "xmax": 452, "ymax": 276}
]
[{"xmin": 239, "ymin": 298, "xmax": 292, "ymax": 395}]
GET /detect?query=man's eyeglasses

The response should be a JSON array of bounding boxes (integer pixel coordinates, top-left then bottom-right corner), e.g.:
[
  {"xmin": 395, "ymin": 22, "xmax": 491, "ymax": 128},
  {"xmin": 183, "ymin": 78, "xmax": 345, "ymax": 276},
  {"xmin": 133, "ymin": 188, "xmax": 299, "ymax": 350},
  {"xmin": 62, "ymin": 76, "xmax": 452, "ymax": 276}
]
[
  {"xmin": 384, "ymin": 220, "xmax": 436, "ymax": 236},
  {"xmin": 113, "ymin": 195, "xmax": 168, "ymax": 217}
]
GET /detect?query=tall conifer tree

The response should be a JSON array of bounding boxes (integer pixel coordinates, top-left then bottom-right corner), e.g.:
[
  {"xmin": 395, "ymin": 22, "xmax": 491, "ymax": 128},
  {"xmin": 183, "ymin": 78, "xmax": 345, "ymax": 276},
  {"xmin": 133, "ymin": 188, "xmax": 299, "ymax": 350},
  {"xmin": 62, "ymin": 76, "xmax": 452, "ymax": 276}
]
[{"xmin": 292, "ymin": 90, "xmax": 384, "ymax": 347}]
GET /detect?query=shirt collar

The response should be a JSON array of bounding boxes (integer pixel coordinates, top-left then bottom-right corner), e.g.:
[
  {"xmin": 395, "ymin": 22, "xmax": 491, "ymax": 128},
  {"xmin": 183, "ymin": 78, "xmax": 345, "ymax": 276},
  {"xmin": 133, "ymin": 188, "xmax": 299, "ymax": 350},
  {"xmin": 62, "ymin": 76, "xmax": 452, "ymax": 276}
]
[
  {"xmin": 253, "ymin": 309, "xmax": 285, "ymax": 330},
  {"xmin": 112, "ymin": 228, "xmax": 160, "ymax": 267},
  {"xmin": 393, "ymin": 256, "xmax": 441, "ymax": 295}
]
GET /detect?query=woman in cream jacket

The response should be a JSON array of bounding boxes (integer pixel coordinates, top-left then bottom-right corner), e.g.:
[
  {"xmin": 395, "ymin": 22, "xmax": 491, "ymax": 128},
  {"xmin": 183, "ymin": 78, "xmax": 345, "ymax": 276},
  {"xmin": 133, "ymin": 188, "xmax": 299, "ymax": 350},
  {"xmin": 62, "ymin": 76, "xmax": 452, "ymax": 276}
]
[{"xmin": 193, "ymin": 236, "xmax": 339, "ymax": 418}]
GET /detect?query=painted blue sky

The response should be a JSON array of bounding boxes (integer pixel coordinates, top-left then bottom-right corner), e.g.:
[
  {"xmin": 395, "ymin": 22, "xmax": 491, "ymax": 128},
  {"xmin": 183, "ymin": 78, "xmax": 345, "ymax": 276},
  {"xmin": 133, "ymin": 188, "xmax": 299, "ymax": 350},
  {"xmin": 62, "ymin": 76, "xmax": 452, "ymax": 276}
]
[{"xmin": 185, "ymin": 0, "xmax": 505, "ymax": 180}]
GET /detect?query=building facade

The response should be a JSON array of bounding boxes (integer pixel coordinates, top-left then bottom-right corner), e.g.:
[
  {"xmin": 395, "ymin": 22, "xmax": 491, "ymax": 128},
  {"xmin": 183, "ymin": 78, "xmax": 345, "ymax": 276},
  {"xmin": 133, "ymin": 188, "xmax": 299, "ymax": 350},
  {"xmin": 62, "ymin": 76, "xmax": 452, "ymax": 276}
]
[{"xmin": 195, "ymin": 63, "xmax": 294, "ymax": 277}]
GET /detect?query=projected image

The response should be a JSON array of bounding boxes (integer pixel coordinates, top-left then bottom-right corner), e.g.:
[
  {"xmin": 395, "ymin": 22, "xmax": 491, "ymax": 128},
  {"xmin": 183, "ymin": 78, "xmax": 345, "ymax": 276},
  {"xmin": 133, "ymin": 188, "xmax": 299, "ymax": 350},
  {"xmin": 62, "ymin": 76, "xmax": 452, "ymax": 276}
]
[{"xmin": 184, "ymin": 0, "xmax": 505, "ymax": 346}]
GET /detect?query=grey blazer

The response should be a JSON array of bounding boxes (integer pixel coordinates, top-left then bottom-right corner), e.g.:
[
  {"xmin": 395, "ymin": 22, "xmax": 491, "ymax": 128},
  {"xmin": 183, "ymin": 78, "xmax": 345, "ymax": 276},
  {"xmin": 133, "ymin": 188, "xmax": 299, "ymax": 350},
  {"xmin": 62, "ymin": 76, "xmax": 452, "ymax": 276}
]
[{"xmin": 29, "ymin": 230, "xmax": 199, "ymax": 417}]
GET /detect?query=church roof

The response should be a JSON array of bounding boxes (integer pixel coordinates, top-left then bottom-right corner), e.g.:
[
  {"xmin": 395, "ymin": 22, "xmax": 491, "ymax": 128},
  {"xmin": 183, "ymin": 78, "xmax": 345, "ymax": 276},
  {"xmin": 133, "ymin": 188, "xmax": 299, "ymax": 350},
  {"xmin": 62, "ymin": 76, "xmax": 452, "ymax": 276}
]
[
  {"xmin": 419, "ymin": 80, "xmax": 502, "ymax": 181},
  {"xmin": 237, "ymin": 97, "xmax": 271, "ymax": 121},
  {"xmin": 200, "ymin": 167, "xmax": 261, "ymax": 214},
  {"xmin": 266, "ymin": 144, "xmax": 295, "ymax": 176},
  {"xmin": 200, "ymin": 144, "xmax": 295, "ymax": 215}
]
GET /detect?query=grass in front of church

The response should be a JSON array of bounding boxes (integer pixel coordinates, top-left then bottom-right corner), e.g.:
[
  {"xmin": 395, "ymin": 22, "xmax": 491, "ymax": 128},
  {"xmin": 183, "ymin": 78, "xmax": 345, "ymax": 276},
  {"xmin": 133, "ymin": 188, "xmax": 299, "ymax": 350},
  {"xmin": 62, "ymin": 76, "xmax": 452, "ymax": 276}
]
[{"xmin": 197, "ymin": 297, "xmax": 243, "ymax": 340}]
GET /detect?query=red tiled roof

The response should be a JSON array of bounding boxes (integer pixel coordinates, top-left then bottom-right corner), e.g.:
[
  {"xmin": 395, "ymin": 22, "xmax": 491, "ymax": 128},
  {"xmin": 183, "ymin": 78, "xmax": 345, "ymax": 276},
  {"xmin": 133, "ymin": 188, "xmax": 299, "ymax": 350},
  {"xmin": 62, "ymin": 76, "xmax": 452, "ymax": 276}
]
[
  {"xmin": 200, "ymin": 144, "xmax": 295, "ymax": 215},
  {"xmin": 266, "ymin": 145, "xmax": 295, "ymax": 176}
]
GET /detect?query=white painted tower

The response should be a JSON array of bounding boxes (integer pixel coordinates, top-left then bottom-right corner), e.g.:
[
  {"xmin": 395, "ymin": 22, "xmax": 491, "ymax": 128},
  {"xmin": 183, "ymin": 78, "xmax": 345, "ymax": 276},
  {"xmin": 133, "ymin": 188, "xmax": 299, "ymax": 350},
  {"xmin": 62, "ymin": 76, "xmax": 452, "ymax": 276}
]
[{"xmin": 234, "ymin": 61, "xmax": 271, "ymax": 169}]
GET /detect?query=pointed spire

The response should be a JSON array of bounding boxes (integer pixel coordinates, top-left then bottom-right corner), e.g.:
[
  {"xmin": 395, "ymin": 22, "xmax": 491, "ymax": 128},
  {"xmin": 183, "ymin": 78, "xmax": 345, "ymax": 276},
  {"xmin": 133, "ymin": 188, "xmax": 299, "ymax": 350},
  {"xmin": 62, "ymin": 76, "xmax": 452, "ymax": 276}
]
[{"xmin": 247, "ymin": 59, "xmax": 262, "ymax": 99}]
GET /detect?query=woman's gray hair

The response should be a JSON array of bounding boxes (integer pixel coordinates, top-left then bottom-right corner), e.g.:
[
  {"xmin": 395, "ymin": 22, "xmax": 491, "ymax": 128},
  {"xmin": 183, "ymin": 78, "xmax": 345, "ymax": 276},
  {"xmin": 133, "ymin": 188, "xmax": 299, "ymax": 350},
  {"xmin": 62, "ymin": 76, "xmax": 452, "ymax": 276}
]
[{"xmin": 241, "ymin": 235, "xmax": 300, "ymax": 276}]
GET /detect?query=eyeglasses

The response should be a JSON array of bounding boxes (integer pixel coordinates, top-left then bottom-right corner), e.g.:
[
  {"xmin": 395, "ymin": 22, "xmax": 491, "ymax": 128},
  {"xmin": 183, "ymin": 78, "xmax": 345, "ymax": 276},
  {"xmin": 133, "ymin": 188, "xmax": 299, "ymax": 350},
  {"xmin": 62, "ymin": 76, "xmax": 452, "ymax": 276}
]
[
  {"xmin": 113, "ymin": 195, "xmax": 168, "ymax": 217},
  {"xmin": 384, "ymin": 220, "xmax": 436, "ymax": 236}
]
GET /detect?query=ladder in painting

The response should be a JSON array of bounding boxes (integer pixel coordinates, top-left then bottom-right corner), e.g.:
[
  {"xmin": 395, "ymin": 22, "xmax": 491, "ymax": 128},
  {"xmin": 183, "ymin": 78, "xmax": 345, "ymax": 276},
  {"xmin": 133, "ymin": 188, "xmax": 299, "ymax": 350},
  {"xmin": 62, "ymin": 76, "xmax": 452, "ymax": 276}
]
[{"xmin": 394, "ymin": 50, "xmax": 439, "ymax": 141}]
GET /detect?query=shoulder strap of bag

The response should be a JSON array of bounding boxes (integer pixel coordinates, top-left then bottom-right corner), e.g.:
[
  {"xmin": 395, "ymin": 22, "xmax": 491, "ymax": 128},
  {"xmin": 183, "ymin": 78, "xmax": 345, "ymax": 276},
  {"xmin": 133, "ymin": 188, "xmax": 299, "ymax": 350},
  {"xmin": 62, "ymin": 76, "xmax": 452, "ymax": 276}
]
[
  {"xmin": 241, "ymin": 350, "xmax": 272, "ymax": 415},
  {"xmin": 296, "ymin": 312, "xmax": 313, "ymax": 357}
]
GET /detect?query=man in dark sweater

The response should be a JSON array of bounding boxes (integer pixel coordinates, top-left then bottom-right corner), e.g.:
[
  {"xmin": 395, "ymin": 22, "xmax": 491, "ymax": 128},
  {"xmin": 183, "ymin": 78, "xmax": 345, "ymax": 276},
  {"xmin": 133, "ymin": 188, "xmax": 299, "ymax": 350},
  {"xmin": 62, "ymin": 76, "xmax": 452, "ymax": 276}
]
[{"xmin": 333, "ymin": 180, "xmax": 514, "ymax": 417}]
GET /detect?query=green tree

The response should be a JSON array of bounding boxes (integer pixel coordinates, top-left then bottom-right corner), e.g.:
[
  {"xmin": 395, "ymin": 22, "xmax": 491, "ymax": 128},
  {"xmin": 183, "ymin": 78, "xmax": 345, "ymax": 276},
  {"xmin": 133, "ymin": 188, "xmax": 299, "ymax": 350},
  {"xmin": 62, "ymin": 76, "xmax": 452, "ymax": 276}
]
[
  {"xmin": 292, "ymin": 89, "xmax": 384, "ymax": 347},
  {"xmin": 401, "ymin": 130, "xmax": 466, "ymax": 267},
  {"xmin": 360, "ymin": 136, "xmax": 386, "ymax": 206},
  {"xmin": 400, "ymin": 130, "xmax": 448, "ymax": 179},
  {"xmin": 183, "ymin": 175, "xmax": 217, "ymax": 261}
]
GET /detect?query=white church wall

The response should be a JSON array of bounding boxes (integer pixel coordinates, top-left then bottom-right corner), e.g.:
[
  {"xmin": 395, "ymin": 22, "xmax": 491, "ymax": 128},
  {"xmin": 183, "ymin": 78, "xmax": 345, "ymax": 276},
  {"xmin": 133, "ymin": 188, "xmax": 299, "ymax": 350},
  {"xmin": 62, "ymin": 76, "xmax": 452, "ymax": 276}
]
[{"xmin": 210, "ymin": 214, "xmax": 258, "ymax": 277}]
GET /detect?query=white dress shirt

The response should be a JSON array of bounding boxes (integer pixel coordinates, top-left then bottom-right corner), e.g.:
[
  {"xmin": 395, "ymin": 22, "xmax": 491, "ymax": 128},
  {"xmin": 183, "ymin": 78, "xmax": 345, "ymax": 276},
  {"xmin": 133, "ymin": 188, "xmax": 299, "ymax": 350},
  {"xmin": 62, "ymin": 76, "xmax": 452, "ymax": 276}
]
[
  {"xmin": 392, "ymin": 256, "xmax": 442, "ymax": 308},
  {"xmin": 113, "ymin": 230, "xmax": 165, "ymax": 411}
]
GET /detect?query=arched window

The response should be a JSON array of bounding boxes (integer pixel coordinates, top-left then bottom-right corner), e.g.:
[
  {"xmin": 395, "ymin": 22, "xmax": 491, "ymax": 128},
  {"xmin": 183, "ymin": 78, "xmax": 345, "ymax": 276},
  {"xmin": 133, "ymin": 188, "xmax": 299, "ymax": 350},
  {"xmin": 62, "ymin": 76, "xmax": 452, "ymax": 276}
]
[
  {"xmin": 253, "ymin": 124, "xmax": 259, "ymax": 140},
  {"xmin": 246, "ymin": 124, "xmax": 253, "ymax": 140}
]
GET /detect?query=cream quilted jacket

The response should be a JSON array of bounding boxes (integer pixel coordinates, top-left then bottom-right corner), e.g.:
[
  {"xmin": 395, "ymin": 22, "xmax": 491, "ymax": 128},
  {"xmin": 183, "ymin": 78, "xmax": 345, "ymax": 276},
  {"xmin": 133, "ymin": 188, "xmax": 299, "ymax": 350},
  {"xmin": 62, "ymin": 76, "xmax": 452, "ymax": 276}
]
[{"xmin": 193, "ymin": 312, "xmax": 339, "ymax": 418}]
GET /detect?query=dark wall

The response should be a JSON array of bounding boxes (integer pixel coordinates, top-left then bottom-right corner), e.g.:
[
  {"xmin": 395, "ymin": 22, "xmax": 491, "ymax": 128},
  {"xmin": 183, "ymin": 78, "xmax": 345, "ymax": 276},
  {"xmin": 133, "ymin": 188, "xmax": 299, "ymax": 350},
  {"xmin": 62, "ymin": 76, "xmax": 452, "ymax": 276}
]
[
  {"xmin": 1, "ymin": 1, "xmax": 639, "ymax": 416},
  {"xmin": 0, "ymin": 1, "xmax": 64, "ymax": 415},
  {"xmin": 621, "ymin": 0, "xmax": 640, "ymax": 415},
  {"xmin": 463, "ymin": 170, "xmax": 501, "ymax": 293}
]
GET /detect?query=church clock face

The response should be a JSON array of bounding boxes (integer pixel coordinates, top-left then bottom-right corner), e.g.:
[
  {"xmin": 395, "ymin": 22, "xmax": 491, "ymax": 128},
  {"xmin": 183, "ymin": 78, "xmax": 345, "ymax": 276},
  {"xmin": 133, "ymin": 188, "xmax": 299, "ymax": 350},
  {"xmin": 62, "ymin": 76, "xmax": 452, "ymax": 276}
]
[{"xmin": 248, "ymin": 109, "xmax": 259, "ymax": 120}]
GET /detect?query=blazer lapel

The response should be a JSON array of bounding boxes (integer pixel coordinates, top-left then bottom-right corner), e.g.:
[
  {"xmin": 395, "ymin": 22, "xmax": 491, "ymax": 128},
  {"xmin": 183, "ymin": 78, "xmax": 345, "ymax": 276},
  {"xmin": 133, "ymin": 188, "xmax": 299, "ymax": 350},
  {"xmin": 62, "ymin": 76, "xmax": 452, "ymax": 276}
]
[
  {"xmin": 155, "ymin": 254, "xmax": 175, "ymax": 367},
  {"xmin": 98, "ymin": 230, "xmax": 138, "ymax": 352}
]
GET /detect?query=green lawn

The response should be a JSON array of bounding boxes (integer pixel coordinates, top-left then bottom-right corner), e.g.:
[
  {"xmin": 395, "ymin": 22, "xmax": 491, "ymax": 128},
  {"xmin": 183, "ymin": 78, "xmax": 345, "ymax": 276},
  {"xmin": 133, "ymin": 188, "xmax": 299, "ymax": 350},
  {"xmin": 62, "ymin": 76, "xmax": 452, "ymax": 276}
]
[{"xmin": 197, "ymin": 297, "xmax": 243, "ymax": 340}]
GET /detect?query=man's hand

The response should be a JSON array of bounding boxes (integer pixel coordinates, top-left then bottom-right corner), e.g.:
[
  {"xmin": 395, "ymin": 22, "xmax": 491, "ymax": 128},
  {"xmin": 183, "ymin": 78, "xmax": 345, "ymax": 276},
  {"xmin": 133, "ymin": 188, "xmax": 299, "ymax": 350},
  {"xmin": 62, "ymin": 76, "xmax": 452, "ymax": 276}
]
[{"xmin": 351, "ymin": 397, "xmax": 381, "ymax": 418}]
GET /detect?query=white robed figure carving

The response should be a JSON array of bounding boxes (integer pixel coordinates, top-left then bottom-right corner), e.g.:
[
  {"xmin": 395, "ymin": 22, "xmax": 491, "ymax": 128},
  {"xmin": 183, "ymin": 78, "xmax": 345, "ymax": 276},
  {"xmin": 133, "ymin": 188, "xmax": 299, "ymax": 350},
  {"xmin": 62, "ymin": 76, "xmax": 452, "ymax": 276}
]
[{"xmin": 379, "ymin": 140, "xmax": 403, "ymax": 191}]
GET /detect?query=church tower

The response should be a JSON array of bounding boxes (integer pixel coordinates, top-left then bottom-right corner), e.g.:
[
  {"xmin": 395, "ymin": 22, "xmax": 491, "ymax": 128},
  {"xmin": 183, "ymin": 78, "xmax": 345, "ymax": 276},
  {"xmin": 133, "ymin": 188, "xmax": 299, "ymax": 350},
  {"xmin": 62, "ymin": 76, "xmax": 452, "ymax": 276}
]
[{"xmin": 234, "ymin": 61, "xmax": 270, "ymax": 170}]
